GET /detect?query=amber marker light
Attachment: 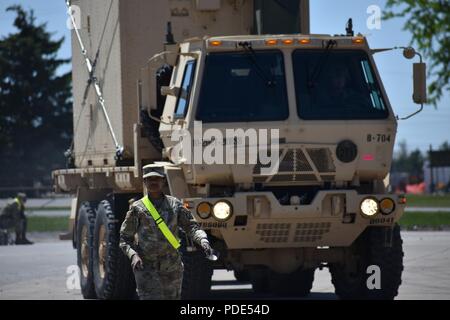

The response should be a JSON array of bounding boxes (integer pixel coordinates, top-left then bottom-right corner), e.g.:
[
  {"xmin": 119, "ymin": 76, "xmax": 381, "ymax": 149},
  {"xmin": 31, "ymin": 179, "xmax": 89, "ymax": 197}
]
[
  {"xmin": 183, "ymin": 201, "xmax": 193, "ymax": 209},
  {"xmin": 209, "ymin": 40, "xmax": 222, "ymax": 47},
  {"xmin": 352, "ymin": 37, "xmax": 365, "ymax": 44},
  {"xmin": 265, "ymin": 39, "xmax": 278, "ymax": 46},
  {"xmin": 298, "ymin": 38, "xmax": 311, "ymax": 44},
  {"xmin": 398, "ymin": 195, "xmax": 407, "ymax": 205},
  {"xmin": 380, "ymin": 198, "xmax": 395, "ymax": 215},
  {"xmin": 282, "ymin": 39, "xmax": 294, "ymax": 45},
  {"xmin": 196, "ymin": 202, "xmax": 212, "ymax": 219}
]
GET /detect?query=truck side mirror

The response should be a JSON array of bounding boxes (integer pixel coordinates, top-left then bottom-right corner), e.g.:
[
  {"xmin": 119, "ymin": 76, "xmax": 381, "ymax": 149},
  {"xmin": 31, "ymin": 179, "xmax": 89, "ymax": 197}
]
[
  {"xmin": 164, "ymin": 51, "xmax": 178, "ymax": 66},
  {"xmin": 413, "ymin": 62, "xmax": 427, "ymax": 104},
  {"xmin": 396, "ymin": 47, "xmax": 427, "ymax": 120},
  {"xmin": 160, "ymin": 86, "xmax": 180, "ymax": 97},
  {"xmin": 403, "ymin": 47, "xmax": 427, "ymax": 104},
  {"xmin": 139, "ymin": 50, "xmax": 179, "ymax": 114}
]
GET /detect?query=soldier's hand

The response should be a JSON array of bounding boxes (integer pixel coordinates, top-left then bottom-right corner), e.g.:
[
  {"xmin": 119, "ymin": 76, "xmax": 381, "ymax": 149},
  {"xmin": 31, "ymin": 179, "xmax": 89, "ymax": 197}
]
[
  {"xmin": 200, "ymin": 239, "xmax": 213, "ymax": 257},
  {"xmin": 131, "ymin": 254, "xmax": 144, "ymax": 271}
]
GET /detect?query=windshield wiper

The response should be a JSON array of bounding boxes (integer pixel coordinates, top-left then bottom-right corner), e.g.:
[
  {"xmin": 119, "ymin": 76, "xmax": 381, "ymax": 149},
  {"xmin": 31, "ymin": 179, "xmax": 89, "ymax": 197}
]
[
  {"xmin": 307, "ymin": 39, "xmax": 337, "ymax": 89},
  {"xmin": 238, "ymin": 41, "xmax": 276, "ymax": 87}
]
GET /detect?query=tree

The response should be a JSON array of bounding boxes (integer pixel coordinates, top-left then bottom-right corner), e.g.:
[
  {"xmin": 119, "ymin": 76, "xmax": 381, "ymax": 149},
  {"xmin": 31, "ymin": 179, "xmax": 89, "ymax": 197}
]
[
  {"xmin": 0, "ymin": 6, "xmax": 72, "ymax": 195},
  {"xmin": 439, "ymin": 141, "xmax": 450, "ymax": 151},
  {"xmin": 392, "ymin": 141, "xmax": 424, "ymax": 181},
  {"xmin": 384, "ymin": 0, "xmax": 450, "ymax": 106}
]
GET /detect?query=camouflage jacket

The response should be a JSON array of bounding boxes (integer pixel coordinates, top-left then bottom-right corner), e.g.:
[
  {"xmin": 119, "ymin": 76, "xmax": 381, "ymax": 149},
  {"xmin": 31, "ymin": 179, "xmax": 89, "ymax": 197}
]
[
  {"xmin": 119, "ymin": 194, "xmax": 207, "ymax": 263},
  {"xmin": 0, "ymin": 199, "xmax": 24, "ymax": 221}
]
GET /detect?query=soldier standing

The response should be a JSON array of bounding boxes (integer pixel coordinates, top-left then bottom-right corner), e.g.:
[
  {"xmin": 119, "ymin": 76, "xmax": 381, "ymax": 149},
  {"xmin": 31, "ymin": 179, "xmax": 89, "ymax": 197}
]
[
  {"xmin": 119, "ymin": 164, "xmax": 214, "ymax": 300},
  {"xmin": 0, "ymin": 193, "xmax": 33, "ymax": 245}
]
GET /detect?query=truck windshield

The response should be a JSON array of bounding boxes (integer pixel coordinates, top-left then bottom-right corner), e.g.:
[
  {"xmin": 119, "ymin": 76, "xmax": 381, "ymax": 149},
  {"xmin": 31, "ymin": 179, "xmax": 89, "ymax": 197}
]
[
  {"xmin": 292, "ymin": 50, "xmax": 389, "ymax": 120},
  {"xmin": 196, "ymin": 50, "xmax": 289, "ymax": 122}
]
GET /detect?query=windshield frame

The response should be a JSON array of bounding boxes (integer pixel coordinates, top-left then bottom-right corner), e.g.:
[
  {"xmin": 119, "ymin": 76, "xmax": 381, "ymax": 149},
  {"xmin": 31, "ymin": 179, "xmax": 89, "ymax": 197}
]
[
  {"xmin": 292, "ymin": 49, "xmax": 390, "ymax": 121},
  {"xmin": 195, "ymin": 49, "xmax": 290, "ymax": 123}
]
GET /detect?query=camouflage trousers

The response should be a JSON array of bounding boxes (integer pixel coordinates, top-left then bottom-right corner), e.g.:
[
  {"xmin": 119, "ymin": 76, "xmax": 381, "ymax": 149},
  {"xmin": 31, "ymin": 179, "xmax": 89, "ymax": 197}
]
[
  {"xmin": 133, "ymin": 258, "xmax": 183, "ymax": 300},
  {"xmin": 0, "ymin": 216, "xmax": 26, "ymax": 235}
]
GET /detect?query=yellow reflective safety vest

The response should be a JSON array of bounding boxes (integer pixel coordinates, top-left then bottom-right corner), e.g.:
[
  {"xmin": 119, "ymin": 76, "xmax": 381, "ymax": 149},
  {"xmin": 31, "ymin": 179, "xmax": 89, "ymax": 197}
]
[
  {"xmin": 14, "ymin": 198, "xmax": 24, "ymax": 211},
  {"xmin": 141, "ymin": 195, "xmax": 181, "ymax": 250}
]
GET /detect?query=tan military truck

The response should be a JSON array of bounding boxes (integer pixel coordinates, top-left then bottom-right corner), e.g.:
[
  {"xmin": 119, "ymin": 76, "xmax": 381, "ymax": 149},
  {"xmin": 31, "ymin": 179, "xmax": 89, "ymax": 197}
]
[{"xmin": 54, "ymin": 0, "xmax": 426, "ymax": 299}]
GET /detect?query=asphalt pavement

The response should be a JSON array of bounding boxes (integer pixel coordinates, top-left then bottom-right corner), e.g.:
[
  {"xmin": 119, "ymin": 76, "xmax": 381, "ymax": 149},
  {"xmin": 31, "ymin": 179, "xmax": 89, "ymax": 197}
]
[{"xmin": 0, "ymin": 231, "xmax": 449, "ymax": 300}]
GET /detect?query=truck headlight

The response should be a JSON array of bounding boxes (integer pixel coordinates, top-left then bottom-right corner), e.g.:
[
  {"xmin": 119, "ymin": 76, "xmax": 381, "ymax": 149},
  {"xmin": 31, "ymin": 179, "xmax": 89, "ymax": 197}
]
[
  {"xmin": 212, "ymin": 201, "xmax": 233, "ymax": 221},
  {"xmin": 360, "ymin": 197, "xmax": 379, "ymax": 217}
]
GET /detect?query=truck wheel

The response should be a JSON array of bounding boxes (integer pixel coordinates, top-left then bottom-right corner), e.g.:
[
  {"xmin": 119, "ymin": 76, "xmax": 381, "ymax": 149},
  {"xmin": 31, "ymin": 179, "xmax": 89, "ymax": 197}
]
[
  {"xmin": 269, "ymin": 268, "xmax": 315, "ymax": 297},
  {"xmin": 181, "ymin": 251, "xmax": 213, "ymax": 299},
  {"xmin": 76, "ymin": 202, "xmax": 96, "ymax": 299},
  {"xmin": 250, "ymin": 268, "xmax": 270, "ymax": 294},
  {"xmin": 293, "ymin": 268, "xmax": 315, "ymax": 297},
  {"xmin": 92, "ymin": 200, "xmax": 136, "ymax": 299},
  {"xmin": 234, "ymin": 270, "xmax": 250, "ymax": 283},
  {"xmin": 330, "ymin": 224, "xmax": 404, "ymax": 300}
]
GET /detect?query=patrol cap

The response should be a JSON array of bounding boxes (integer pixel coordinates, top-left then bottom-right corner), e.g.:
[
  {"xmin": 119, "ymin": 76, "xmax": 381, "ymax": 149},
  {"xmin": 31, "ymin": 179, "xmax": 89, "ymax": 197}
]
[
  {"xmin": 16, "ymin": 192, "xmax": 27, "ymax": 200},
  {"xmin": 142, "ymin": 164, "xmax": 166, "ymax": 179}
]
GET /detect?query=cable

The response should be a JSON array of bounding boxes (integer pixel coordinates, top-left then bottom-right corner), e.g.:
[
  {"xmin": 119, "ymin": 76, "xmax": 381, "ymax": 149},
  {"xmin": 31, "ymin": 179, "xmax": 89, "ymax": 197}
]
[{"xmin": 65, "ymin": 0, "xmax": 124, "ymax": 160}]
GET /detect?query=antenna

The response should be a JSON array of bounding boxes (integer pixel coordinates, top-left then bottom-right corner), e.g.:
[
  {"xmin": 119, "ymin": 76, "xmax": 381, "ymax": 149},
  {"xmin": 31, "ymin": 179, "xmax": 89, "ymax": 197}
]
[
  {"xmin": 165, "ymin": 21, "xmax": 175, "ymax": 45},
  {"xmin": 346, "ymin": 18, "xmax": 354, "ymax": 36}
]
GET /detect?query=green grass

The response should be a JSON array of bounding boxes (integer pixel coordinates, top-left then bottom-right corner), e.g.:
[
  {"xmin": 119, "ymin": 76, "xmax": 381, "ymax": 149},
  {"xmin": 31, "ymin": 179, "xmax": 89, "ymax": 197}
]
[
  {"xmin": 406, "ymin": 194, "xmax": 450, "ymax": 207},
  {"xmin": 23, "ymin": 211, "xmax": 450, "ymax": 232},
  {"xmin": 26, "ymin": 207, "xmax": 70, "ymax": 211},
  {"xmin": 399, "ymin": 211, "xmax": 450, "ymax": 229},
  {"xmin": 27, "ymin": 216, "xmax": 69, "ymax": 232}
]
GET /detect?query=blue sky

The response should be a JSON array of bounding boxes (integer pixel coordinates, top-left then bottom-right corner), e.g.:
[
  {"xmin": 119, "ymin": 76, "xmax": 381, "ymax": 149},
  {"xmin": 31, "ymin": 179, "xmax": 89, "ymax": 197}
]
[{"xmin": 1, "ymin": 0, "xmax": 449, "ymax": 154}]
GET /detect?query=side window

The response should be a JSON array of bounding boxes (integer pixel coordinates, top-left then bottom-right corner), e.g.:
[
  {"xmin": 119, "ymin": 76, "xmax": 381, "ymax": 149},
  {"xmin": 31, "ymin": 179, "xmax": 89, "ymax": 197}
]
[
  {"xmin": 360, "ymin": 59, "xmax": 386, "ymax": 111},
  {"xmin": 174, "ymin": 60, "xmax": 196, "ymax": 118}
]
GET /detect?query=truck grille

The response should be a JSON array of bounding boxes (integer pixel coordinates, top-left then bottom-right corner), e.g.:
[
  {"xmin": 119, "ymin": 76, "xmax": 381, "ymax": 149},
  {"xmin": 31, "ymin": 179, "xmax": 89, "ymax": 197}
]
[
  {"xmin": 255, "ymin": 222, "xmax": 331, "ymax": 244},
  {"xmin": 256, "ymin": 223, "xmax": 291, "ymax": 243},
  {"xmin": 307, "ymin": 148, "xmax": 336, "ymax": 172},
  {"xmin": 270, "ymin": 174, "xmax": 317, "ymax": 182},
  {"xmin": 293, "ymin": 222, "xmax": 331, "ymax": 242},
  {"xmin": 253, "ymin": 146, "xmax": 336, "ymax": 183}
]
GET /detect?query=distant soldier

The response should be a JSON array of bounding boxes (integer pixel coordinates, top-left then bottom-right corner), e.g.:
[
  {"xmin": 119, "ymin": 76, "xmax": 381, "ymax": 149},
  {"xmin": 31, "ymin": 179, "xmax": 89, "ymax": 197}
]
[
  {"xmin": 0, "ymin": 193, "xmax": 34, "ymax": 245},
  {"xmin": 119, "ymin": 165, "xmax": 214, "ymax": 300}
]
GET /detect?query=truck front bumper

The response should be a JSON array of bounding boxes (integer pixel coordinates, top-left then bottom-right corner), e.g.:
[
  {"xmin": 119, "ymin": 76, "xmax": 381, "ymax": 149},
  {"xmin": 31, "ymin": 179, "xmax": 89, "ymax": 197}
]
[{"xmin": 187, "ymin": 190, "xmax": 405, "ymax": 249}]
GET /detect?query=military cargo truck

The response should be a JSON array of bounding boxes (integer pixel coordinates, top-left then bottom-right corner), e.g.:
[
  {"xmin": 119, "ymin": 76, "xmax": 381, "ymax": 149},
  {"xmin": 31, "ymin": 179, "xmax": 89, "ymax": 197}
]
[{"xmin": 54, "ymin": 0, "xmax": 426, "ymax": 299}]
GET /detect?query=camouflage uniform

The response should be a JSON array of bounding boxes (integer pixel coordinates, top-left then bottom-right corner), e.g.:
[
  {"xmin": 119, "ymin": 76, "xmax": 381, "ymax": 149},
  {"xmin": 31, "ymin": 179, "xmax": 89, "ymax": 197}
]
[
  {"xmin": 0, "ymin": 198, "xmax": 27, "ymax": 239},
  {"xmin": 119, "ymin": 194, "xmax": 207, "ymax": 300}
]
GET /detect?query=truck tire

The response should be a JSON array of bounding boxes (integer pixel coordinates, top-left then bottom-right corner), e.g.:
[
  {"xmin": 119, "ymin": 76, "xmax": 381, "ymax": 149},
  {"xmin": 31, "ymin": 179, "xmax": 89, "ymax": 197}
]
[
  {"xmin": 330, "ymin": 224, "xmax": 403, "ymax": 300},
  {"xmin": 269, "ymin": 268, "xmax": 315, "ymax": 297},
  {"xmin": 250, "ymin": 268, "xmax": 270, "ymax": 294},
  {"xmin": 76, "ymin": 202, "xmax": 96, "ymax": 299},
  {"xmin": 234, "ymin": 270, "xmax": 251, "ymax": 283},
  {"xmin": 92, "ymin": 200, "xmax": 136, "ymax": 299},
  {"xmin": 293, "ymin": 268, "xmax": 315, "ymax": 297},
  {"xmin": 181, "ymin": 250, "xmax": 213, "ymax": 299},
  {"xmin": 251, "ymin": 278, "xmax": 270, "ymax": 294}
]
